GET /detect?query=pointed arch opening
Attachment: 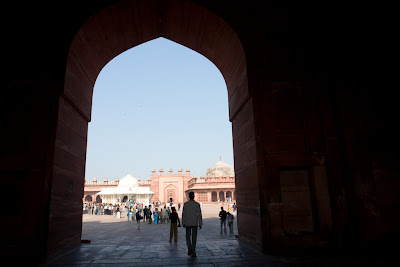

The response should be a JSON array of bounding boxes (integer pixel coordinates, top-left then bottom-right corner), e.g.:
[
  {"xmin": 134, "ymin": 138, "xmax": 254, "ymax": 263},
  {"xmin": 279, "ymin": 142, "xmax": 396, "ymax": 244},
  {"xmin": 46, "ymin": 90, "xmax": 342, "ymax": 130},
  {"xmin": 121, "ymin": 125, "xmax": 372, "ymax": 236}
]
[{"xmin": 49, "ymin": 0, "xmax": 260, "ymax": 256}]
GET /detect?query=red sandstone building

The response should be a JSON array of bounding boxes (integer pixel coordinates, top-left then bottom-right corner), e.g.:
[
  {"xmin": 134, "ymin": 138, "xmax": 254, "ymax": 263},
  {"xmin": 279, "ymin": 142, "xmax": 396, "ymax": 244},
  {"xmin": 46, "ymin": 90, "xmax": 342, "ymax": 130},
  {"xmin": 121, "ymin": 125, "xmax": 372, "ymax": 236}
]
[{"xmin": 83, "ymin": 158, "xmax": 236, "ymax": 204}]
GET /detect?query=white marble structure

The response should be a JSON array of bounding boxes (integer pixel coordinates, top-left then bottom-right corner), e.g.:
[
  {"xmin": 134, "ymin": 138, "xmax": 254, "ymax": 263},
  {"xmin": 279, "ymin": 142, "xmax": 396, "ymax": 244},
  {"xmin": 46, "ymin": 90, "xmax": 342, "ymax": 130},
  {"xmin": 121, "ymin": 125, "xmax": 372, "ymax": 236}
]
[{"xmin": 96, "ymin": 174, "xmax": 153, "ymax": 205}]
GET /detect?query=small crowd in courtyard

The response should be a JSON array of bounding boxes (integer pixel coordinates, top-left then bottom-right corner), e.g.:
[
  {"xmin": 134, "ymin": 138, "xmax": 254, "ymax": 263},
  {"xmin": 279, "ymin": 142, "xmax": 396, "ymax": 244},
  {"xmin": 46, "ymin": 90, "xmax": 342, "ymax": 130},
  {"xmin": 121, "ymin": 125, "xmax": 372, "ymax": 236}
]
[{"xmin": 83, "ymin": 192, "xmax": 237, "ymax": 257}]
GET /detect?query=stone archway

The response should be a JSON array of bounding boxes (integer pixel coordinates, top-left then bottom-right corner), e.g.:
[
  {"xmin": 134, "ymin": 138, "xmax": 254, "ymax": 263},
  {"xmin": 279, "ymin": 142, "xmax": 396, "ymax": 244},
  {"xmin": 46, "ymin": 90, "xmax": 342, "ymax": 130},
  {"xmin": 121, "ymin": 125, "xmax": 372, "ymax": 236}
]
[
  {"xmin": 95, "ymin": 195, "xmax": 102, "ymax": 203},
  {"xmin": 84, "ymin": 195, "xmax": 92, "ymax": 203},
  {"xmin": 46, "ymin": 0, "xmax": 265, "ymax": 258},
  {"xmin": 219, "ymin": 191, "xmax": 225, "ymax": 202},
  {"xmin": 4, "ymin": 0, "xmax": 395, "ymax": 263},
  {"xmin": 211, "ymin": 191, "xmax": 218, "ymax": 202},
  {"xmin": 226, "ymin": 191, "xmax": 232, "ymax": 202},
  {"xmin": 164, "ymin": 184, "xmax": 177, "ymax": 203}
]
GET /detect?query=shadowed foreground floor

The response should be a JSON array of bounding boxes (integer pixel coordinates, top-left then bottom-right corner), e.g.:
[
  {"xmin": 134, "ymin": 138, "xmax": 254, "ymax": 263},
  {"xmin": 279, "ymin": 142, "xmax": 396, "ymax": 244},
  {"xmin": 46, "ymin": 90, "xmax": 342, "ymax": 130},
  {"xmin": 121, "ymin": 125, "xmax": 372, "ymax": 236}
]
[
  {"xmin": 45, "ymin": 205, "xmax": 292, "ymax": 266},
  {"xmin": 45, "ymin": 206, "xmax": 395, "ymax": 266}
]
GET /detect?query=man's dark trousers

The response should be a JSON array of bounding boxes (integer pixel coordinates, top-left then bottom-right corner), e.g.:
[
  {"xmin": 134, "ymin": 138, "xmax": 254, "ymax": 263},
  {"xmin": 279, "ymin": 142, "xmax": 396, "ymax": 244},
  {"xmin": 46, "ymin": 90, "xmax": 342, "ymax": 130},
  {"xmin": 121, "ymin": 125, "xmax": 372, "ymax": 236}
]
[
  {"xmin": 186, "ymin": 226, "xmax": 198, "ymax": 254},
  {"xmin": 220, "ymin": 219, "xmax": 227, "ymax": 234}
]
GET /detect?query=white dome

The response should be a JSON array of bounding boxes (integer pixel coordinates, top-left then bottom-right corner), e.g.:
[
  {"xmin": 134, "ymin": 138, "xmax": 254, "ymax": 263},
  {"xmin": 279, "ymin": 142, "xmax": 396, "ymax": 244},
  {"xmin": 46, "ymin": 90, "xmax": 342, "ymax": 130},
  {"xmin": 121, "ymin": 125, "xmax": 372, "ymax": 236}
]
[
  {"xmin": 117, "ymin": 174, "xmax": 139, "ymax": 187},
  {"xmin": 206, "ymin": 159, "xmax": 234, "ymax": 177}
]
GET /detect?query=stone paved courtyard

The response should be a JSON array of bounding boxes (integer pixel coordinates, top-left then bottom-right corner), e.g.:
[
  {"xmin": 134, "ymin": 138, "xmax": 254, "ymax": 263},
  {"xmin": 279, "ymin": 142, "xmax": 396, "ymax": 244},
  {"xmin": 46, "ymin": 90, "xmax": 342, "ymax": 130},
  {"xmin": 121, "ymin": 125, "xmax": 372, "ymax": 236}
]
[
  {"xmin": 45, "ymin": 204, "xmax": 294, "ymax": 266},
  {"xmin": 44, "ymin": 204, "xmax": 395, "ymax": 266}
]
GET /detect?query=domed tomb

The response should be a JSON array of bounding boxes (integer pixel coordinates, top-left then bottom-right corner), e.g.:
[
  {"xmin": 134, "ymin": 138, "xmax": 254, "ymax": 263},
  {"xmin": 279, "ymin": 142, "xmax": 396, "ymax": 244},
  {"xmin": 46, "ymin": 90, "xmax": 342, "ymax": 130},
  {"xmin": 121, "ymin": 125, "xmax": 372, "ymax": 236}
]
[
  {"xmin": 117, "ymin": 173, "xmax": 139, "ymax": 187},
  {"xmin": 95, "ymin": 172, "xmax": 153, "ymax": 206},
  {"xmin": 206, "ymin": 158, "xmax": 235, "ymax": 177}
]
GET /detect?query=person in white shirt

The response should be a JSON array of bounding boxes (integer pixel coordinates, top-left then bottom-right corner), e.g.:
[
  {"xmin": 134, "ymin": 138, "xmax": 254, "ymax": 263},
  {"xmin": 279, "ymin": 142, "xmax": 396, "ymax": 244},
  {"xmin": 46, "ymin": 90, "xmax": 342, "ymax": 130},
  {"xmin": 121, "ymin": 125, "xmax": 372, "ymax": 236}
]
[
  {"xmin": 182, "ymin": 192, "xmax": 203, "ymax": 257},
  {"xmin": 162, "ymin": 206, "xmax": 168, "ymax": 223},
  {"xmin": 116, "ymin": 205, "xmax": 121, "ymax": 219}
]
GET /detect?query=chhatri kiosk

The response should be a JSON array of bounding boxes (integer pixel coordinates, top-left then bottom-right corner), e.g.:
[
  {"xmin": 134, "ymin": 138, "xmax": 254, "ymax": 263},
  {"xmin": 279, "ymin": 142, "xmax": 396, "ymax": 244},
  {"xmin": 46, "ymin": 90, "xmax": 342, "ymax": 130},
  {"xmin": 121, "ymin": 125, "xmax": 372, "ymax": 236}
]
[{"xmin": 96, "ymin": 174, "xmax": 153, "ymax": 206}]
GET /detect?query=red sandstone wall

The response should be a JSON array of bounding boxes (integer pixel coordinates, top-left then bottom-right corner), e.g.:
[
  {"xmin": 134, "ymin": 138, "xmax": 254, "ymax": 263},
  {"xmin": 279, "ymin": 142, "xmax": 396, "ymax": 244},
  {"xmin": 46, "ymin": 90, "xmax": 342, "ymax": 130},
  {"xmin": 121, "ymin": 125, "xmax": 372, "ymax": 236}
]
[
  {"xmin": 150, "ymin": 173, "xmax": 159, "ymax": 203},
  {"xmin": 150, "ymin": 172, "xmax": 190, "ymax": 203},
  {"xmin": 48, "ymin": 96, "xmax": 88, "ymax": 253},
  {"xmin": 232, "ymin": 97, "xmax": 263, "ymax": 248},
  {"xmin": 2, "ymin": 0, "xmax": 399, "ymax": 263}
]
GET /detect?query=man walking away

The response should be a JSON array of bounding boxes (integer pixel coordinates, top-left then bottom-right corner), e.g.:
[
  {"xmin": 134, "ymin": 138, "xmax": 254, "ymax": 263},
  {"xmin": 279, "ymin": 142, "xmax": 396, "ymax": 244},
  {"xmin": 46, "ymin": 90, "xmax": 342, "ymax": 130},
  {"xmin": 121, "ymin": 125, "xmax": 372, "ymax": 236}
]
[
  {"xmin": 227, "ymin": 212, "xmax": 234, "ymax": 234},
  {"xmin": 219, "ymin": 207, "xmax": 227, "ymax": 234},
  {"xmin": 169, "ymin": 206, "xmax": 181, "ymax": 242},
  {"xmin": 148, "ymin": 205, "xmax": 153, "ymax": 224},
  {"xmin": 144, "ymin": 206, "xmax": 148, "ymax": 222},
  {"xmin": 136, "ymin": 209, "xmax": 143, "ymax": 230},
  {"xmin": 182, "ymin": 192, "xmax": 203, "ymax": 257}
]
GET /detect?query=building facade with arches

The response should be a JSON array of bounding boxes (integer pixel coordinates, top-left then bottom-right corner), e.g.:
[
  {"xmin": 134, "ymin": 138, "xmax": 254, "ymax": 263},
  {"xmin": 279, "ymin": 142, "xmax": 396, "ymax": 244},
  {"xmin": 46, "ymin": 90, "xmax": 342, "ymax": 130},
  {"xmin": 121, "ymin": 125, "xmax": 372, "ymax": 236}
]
[
  {"xmin": 83, "ymin": 174, "xmax": 152, "ymax": 204},
  {"xmin": 185, "ymin": 158, "xmax": 235, "ymax": 203},
  {"xmin": 83, "ymin": 158, "xmax": 235, "ymax": 205}
]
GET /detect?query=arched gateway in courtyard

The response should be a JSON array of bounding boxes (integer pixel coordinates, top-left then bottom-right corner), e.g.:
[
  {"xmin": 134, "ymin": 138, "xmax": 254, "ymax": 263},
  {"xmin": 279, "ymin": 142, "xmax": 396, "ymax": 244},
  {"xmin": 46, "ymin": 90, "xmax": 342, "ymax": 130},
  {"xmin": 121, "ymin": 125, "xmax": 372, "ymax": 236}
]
[
  {"xmin": 2, "ymin": 0, "xmax": 399, "ymax": 264},
  {"xmin": 51, "ymin": 1, "xmax": 253, "ymax": 258}
]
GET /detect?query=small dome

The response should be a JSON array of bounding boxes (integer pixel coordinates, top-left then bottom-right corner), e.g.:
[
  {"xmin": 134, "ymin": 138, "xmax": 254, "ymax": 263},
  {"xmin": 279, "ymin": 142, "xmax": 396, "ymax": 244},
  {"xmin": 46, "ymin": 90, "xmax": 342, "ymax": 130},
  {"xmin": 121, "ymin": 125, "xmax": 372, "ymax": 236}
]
[
  {"xmin": 93, "ymin": 178, "xmax": 97, "ymax": 182},
  {"xmin": 118, "ymin": 174, "xmax": 139, "ymax": 187},
  {"xmin": 159, "ymin": 168, "xmax": 164, "ymax": 173},
  {"xmin": 104, "ymin": 178, "xmax": 108, "ymax": 182},
  {"xmin": 115, "ymin": 178, "xmax": 119, "ymax": 182},
  {"xmin": 206, "ymin": 158, "xmax": 234, "ymax": 177},
  {"xmin": 200, "ymin": 174, "xmax": 205, "ymax": 178},
  {"xmin": 186, "ymin": 168, "xmax": 190, "ymax": 173},
  {"xmin": 169, "ymin": 168, "xmax": 173, "ymax": 173},
  {"xmin": 178, "ymin": 168, "xmax": 183, "ymax": 172},
  {"xmin": 192, "ymin": 174, "xmax": 198, "ymax": 178},
  {"xmin": 151, "ymin": 169, "xmax": 156, "ymax": 173}
]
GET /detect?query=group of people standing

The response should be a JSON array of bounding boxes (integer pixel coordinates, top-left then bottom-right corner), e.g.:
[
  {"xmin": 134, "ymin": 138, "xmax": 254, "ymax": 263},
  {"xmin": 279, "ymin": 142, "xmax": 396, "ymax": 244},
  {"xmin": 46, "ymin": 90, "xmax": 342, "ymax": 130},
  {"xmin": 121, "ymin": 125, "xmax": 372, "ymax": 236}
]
[
  {"xmin": 219, "ymin": 206, "xmax": 235, "ymax": 234},
  {"xmin": 128, "ymin": 204, "xmax": 182, "ymax": 238},
  {"xmin": 83, "ymin": 203, "xmax": 128, "ymax": 218},
  {"xmin": 84, "ymin": 194, "xmax": 235, "ymax": 258},
  {"xmin": 142, "ymin": 205, "xmax": 175, "ymax": 225}
]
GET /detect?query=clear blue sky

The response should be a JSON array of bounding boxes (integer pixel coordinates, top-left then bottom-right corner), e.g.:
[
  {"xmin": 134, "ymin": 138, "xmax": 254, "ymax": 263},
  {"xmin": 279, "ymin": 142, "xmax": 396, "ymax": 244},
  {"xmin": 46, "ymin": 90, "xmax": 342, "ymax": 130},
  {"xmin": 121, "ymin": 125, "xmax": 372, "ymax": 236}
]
[{"xmin": 85, "ymin": 37, "xmax": 233, "ymax": 181}]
